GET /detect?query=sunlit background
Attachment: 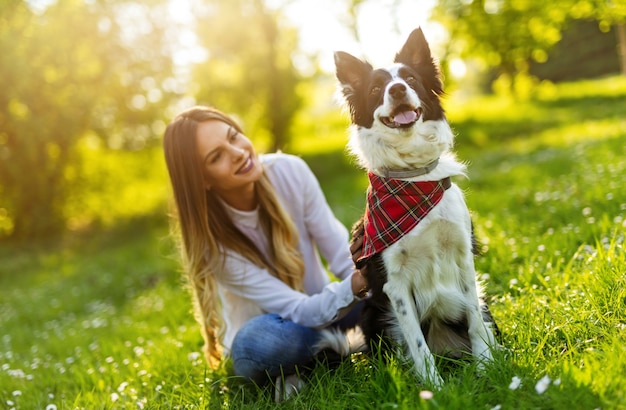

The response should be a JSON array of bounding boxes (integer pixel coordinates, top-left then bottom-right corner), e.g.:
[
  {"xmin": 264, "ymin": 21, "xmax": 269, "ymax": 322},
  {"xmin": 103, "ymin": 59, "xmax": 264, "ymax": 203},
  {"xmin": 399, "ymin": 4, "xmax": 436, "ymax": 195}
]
[{"xmin": 1, "ymin": 0, "xmax": 624, "ymax": 240}]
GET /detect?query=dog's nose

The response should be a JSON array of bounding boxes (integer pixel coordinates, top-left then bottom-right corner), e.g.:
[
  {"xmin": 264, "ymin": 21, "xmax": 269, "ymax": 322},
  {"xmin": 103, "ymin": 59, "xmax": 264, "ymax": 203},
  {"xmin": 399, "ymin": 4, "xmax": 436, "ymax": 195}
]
[{"xmin": 389, "ymin": 83, "xmax": 406, "ymax": 99}]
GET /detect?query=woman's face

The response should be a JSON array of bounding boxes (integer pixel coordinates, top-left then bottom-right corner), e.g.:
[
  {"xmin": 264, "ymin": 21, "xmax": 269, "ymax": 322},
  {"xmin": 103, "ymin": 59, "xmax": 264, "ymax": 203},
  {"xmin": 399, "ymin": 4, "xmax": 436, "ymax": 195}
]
[{"xmin": 195, "ymin": 120, "xmax": 263, "ymax": 202}]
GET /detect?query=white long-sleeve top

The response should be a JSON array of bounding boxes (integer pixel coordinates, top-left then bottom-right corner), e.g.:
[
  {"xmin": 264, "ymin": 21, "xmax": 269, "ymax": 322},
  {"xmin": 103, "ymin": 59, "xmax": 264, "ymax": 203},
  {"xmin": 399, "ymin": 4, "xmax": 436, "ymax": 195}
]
[{"xmin": 214, "ymin": 153, "xmax": 358, "ymax": 352}]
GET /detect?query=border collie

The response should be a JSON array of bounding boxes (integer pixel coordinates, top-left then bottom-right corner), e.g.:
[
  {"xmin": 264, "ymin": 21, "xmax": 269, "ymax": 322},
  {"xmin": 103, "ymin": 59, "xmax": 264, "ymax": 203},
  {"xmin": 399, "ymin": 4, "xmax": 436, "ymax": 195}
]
[{"xmin": 334, "ymin": 28, "xmax": 498, "ymax": 387}]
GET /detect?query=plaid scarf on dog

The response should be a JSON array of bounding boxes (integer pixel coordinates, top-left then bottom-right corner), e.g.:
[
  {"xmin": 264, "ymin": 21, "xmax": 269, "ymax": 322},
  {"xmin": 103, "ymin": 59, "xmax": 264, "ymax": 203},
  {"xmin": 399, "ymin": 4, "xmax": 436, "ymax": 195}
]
[{"xmin": 357, "ymin": 173, "xmax": 452, "ymax": 264}]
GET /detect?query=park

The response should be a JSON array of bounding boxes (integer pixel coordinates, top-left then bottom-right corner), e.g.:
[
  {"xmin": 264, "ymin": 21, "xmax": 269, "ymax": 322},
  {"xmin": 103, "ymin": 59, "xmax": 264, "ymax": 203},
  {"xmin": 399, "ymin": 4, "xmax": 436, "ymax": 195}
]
[{"xmin": 1, "ymin": 0, "xmax": 625, "ymax": 408}]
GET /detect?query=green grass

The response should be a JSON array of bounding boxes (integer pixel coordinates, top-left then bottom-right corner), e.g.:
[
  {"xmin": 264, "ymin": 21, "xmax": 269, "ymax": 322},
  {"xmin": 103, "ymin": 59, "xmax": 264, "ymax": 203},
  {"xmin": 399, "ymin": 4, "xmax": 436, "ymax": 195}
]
[{"xmin": 1, "ymin": 75, "xmax": 626, "ymax": 409}]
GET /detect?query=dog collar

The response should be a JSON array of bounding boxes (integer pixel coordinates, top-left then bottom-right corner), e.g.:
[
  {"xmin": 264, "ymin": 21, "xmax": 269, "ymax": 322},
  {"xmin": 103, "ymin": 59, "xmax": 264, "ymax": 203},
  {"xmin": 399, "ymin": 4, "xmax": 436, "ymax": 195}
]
[{"xmin": 376, "ymin": 158, "xmax": 439, "ymax": 179}]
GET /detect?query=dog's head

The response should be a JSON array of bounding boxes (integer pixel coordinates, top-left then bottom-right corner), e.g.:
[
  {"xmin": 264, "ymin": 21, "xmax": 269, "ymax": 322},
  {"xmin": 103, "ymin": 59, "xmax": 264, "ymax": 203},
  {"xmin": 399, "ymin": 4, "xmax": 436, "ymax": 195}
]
[{"xmin": 335, "ymin": 28, "xmax": 454, "ymax": 172}]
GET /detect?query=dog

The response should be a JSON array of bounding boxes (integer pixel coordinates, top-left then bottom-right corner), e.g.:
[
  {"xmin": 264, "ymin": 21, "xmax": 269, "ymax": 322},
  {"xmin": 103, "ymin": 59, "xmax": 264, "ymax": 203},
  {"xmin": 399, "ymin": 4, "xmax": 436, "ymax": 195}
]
[{"xmin": 334, "ymin": 27, "xmax": 499, "ymax": 387}]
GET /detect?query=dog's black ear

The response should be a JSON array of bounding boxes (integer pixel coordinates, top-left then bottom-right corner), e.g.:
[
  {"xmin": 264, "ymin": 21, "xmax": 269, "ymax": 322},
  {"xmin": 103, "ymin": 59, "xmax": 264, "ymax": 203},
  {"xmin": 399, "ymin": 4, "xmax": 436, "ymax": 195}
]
[
  {"xmin": 394, "ymin": 28, "xmax": 431, "ymax": 67},
  {"xmin": 394, "ymin": 28, "xmax": 443, "ymax": 96},
  {"xmin": 334, "ymin": 51, "xmax": 373, "ymax": 97}
]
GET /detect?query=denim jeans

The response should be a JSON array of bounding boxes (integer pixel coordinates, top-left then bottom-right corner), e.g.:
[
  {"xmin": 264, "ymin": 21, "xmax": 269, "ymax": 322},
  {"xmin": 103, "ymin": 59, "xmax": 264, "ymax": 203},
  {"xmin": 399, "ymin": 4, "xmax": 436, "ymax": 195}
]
[{"xmin": 231, "ymin": 303, "xmax": 362, "ymax": 384}]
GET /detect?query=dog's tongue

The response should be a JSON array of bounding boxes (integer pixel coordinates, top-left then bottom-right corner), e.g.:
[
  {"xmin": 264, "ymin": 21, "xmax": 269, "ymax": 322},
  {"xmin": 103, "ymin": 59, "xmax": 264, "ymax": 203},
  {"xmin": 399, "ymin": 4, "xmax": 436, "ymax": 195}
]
[{"xmin": 393, "ymin": 110, "xmax": 417, "ymax": 125}]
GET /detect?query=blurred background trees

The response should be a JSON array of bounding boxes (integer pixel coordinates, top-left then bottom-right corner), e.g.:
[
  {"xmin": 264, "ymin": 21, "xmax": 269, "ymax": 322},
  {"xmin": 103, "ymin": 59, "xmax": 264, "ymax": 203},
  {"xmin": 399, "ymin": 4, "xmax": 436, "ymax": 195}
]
[
  {"xmin": 1, "ymin": 0, "xmax": 624, "ymax": 241},
  {"xmin": 190, "ymin": 0, "xmax": 304, "ymax": 151},
  {"xmin": 433, "ymin": 0, "xmax": 626, "ymax": 94},
  {"xmin": 0, "ymin": 0, "xmax": 179, "ymax": 240}
]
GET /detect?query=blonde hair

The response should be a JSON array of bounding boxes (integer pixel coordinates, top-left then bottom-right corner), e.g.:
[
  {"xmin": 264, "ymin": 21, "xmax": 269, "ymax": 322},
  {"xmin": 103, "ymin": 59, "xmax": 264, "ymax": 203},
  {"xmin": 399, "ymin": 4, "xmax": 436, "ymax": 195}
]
[{"xmin": 163, "ymin": 106, "xmax": 304, "ymax": 367}]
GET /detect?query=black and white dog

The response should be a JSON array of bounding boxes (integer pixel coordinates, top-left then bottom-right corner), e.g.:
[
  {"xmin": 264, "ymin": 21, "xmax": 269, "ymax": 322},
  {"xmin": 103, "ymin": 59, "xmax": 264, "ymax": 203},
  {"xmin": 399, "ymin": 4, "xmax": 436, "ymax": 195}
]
[{"xmin": 335, "ymin": 28, "xmax": 498, "ymax": 387}]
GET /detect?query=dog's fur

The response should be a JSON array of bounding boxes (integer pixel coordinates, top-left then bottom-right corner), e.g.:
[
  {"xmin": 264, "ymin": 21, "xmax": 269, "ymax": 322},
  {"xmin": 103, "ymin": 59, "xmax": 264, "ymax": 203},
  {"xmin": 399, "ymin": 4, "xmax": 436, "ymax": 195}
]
[{"xmin": 334, "ymin": 28, "xmax": 498, "ymax": 387}]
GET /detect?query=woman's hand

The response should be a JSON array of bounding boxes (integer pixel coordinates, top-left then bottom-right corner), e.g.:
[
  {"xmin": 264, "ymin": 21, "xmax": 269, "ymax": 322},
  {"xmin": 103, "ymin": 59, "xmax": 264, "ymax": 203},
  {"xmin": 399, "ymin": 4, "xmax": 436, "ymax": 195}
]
[
  {"xmin": 350, "ymin": 219, "xmax": 365, "ymax": 265},
  {"xmin": 350, "ymin": 219, "xmax": 369, "ymax": 297},
  {"xmin": 351, "ymin": 268, "xmax": 369, "ymax": 298}
]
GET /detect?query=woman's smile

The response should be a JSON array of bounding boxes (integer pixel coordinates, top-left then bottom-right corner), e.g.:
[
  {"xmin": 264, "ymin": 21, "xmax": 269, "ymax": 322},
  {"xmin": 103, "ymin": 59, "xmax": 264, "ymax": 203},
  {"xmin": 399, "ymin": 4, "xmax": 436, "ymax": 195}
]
[{"xmin": 237, "ymin": 156, "xmax": 254, "ymax": 175}]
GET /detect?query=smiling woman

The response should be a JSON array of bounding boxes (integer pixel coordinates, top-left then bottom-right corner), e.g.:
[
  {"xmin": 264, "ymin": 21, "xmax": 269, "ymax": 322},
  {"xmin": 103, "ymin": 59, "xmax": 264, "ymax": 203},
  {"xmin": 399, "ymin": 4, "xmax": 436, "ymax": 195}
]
[{"xmin": 162, "ymin": 105, "xmax": 369, "ymax": 400}]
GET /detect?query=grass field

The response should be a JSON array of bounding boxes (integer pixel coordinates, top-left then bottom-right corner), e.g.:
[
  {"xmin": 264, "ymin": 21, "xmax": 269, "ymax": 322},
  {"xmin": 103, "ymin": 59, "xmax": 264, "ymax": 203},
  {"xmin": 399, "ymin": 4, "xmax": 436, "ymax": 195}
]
[{"xmin": 1, "ymin": 76, "xmax": 625, "ymax": 409}]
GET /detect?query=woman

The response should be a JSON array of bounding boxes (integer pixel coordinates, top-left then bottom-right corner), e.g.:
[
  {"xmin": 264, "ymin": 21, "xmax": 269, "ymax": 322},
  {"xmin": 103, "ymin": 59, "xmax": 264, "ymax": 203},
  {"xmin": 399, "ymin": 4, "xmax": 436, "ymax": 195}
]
[{"xmin": 163, "ymin": 106, "xmax": 367, "ymax": 393}]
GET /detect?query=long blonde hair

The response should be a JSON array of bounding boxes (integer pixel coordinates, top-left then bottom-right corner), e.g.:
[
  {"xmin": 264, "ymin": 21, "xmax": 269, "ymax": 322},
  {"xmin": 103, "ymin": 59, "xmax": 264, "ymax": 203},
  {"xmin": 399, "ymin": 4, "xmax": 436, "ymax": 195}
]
[{"xmin": 163, "ymin": 106, "xmax": 304, "ymax": 367}]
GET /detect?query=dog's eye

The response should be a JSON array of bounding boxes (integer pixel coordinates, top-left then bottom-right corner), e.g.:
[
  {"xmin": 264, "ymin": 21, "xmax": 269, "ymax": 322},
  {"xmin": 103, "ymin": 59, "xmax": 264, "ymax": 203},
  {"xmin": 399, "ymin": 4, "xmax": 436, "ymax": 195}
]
[
  {"xmin": 405, "ymin": 76, "xmax": 416, "ymax": 83},
  {"xmin": 370, "ymin": 86, "xmax": 381, "ymax": 95}
]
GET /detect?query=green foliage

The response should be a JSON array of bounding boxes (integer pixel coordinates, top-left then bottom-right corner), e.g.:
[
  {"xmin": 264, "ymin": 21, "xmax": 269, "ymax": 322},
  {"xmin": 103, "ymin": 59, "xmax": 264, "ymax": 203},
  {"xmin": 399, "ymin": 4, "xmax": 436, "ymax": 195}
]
[
  {"xmin": 0, "ymin": 0, "xmax": 314, "ymax": 241},
  {"xmin": 1, "ymin": 76, "xmax": 626, "ymax": 409},
  {"xmin": 0, "ymin": 0, "xmax": 179, "ymax": 240},
  {"xmin": 433, "ymin": 0, "xmax": 626, "ymax": 94},
  {"xmin": 530, "ymin": 20, "xmax": 621, "ymax": 82},
  {"xmin": 63, "ymin": 139, "xmax": 171, "ymax": 231},
  {"xmin": 434, "ymin": 0, "xmax": 568, "ymax": 78},
  {"xmin": 191, "ymin": 0, "xmax": 304, "ymax": 152}
]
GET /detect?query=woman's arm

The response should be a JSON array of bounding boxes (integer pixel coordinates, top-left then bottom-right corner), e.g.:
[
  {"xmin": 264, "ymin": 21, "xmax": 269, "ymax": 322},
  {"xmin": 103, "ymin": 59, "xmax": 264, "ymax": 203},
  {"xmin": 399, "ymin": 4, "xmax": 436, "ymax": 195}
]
[
  {"xmin": 297, "ymin": 159, "xmax": 356, "ymax": 280},
  {"xmin": 219, "ymin": 251, "xmax": 363, "ymax": 328}
]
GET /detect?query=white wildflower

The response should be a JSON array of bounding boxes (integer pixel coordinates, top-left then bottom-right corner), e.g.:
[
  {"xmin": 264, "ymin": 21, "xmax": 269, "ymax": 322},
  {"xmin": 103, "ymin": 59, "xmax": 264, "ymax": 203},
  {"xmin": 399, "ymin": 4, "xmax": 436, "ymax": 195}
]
[
  {"xmin": 419, "ymin": 390, "xmax": 434, "ymax": 400},
  {"xmin": 535, "ymin": 375, "xmax": 551, "ymax": 394},
  {"xmin": 8, "ymin": 369, "xmax": 27, "ymax": 379},
  {"xmin": 117, "ymin": 381, "xmax": 129, "ymax": 392},
  {"xmin": 509, "ymin": 376, "xmax": 522, "ymax": 390}
]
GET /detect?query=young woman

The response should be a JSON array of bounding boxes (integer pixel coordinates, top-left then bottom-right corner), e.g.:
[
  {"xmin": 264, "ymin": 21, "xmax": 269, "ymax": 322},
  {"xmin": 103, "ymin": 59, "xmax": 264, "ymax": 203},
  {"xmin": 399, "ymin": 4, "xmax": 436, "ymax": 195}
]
[{"xmin": 163, "ymin": 106, "xmax": 368, "ymax": 393}]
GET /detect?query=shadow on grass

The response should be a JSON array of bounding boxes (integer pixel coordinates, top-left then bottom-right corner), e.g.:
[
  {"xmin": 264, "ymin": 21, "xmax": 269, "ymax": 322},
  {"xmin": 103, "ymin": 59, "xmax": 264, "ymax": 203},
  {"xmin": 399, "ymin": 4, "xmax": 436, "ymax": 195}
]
[{"xmin": 0, "ymin": 213, "xmax": 174, "ymax": 281}]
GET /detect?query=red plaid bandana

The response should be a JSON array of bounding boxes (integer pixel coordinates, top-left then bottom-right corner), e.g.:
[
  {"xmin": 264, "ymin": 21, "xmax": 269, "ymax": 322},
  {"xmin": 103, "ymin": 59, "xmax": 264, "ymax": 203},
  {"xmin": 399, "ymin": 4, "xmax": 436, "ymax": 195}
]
[{"xmin": 358, "ymin": 173, "xmax": 452, "ymax": 264}]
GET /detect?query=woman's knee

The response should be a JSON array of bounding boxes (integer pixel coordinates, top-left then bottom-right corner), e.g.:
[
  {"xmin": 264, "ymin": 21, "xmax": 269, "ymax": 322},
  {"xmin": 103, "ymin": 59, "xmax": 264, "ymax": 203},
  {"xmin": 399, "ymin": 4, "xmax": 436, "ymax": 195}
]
[{"xmin": 231, "ymin": 314, "xmax": 320, "ymax": 381}]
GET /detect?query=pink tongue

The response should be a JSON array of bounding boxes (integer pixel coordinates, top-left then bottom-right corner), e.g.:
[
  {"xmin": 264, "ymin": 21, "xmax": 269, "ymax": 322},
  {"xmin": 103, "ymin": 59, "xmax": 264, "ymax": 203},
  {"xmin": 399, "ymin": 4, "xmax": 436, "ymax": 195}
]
[{"xmin": 394, "ymin": 110, "xmax": 417, "ymax": 124}]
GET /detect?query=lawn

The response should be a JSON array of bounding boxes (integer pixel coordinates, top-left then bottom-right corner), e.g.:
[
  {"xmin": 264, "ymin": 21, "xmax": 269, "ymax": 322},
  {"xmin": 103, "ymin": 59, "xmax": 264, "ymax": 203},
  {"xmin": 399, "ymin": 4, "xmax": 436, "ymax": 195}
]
[{"xmin": 1, "ymin": 76, "xmax": 625, "ymax": 409}]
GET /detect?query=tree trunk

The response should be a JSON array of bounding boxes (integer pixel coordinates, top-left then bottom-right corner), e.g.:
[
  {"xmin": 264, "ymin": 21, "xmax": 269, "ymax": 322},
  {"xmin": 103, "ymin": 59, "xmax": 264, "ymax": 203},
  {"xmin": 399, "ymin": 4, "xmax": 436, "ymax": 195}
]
[{"xmin": 617, "ymin": 23, "xmax": 626, "ymax": 76}]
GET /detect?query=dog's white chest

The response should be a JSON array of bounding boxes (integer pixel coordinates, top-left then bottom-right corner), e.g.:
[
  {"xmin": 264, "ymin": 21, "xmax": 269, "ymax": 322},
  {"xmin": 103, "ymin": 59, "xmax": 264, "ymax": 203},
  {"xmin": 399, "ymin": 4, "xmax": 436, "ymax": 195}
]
[{"xmin": 381, "ymin": 190, "xmax": 474, "ymax": 320}]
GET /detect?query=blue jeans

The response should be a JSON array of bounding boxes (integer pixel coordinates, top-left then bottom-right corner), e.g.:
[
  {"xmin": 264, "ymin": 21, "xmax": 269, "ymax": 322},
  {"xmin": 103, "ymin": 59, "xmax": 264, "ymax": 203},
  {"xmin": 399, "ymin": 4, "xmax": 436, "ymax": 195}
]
[{"xmin": 231, "ymin": 303, "xmax": 362, "ymax": 384}]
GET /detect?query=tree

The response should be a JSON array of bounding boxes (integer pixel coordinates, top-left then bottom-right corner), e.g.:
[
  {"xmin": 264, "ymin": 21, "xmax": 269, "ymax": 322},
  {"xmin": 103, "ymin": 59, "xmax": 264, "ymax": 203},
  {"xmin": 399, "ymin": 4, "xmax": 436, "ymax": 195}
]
[
  {"xmin": 432, "ymin": 0, "xmax": 626, "ymax": 93},
  {"xmin": 571, "ymin": 0, "xmax": 626, "ymax": 75},
  {"xmin": 434, "ymin": 0, "xmax": 569, "ymax": 91},
  {"xmin": 190, "ymin": 0, "xmax": 303, "ymax": 151},
  {"xmin": 0, "ymin": 0, "xmax": 178, "ymax": 240}
]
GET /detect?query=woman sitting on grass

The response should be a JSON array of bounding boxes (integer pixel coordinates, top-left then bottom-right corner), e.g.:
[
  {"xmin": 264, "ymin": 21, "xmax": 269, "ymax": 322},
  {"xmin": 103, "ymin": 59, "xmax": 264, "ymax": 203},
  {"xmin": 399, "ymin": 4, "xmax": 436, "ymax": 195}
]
[{"xmin": 163, "ymin": 106, "xmax": 367, "ymax": 400}]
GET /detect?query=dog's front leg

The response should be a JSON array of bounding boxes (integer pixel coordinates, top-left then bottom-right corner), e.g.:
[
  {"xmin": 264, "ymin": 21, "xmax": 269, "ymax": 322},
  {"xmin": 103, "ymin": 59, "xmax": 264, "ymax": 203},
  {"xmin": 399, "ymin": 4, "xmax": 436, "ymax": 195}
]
[{"xmin": 383, "ymin": 279, "xmax": 444, "ymax": 388}]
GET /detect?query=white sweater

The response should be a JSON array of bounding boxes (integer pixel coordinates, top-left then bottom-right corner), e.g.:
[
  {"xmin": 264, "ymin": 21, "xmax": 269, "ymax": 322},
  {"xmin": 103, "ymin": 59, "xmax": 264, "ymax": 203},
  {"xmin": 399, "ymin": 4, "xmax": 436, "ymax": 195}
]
[{"xmin": 215, "ymin": 153, "xmax": 358, "ymax": 352}]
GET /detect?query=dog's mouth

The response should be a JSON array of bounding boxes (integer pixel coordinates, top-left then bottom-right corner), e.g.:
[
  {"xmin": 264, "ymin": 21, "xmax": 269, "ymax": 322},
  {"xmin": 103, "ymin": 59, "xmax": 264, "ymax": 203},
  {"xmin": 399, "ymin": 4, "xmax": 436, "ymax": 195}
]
[{"xmin": 380, "ymin": 106, "xmax": 422, "ymax": 129}]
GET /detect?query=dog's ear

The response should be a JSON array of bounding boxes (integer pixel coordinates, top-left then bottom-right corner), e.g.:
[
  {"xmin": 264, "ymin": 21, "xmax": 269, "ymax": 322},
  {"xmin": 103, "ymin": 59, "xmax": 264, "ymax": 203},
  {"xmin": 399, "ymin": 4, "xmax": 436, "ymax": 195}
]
[
  {"xmin": 334, "ymin": 51, "xmax": 373, "ymax": 97},
  {"xmin": 394, "ymin": 28, "xmax": 443, "ymax": 96},
  {"xmin": 394, "ymin": 27, "xmax": 431, "ymax": 68}
]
